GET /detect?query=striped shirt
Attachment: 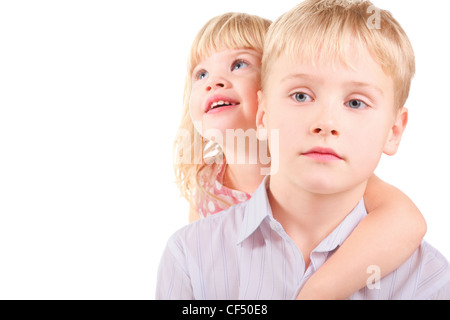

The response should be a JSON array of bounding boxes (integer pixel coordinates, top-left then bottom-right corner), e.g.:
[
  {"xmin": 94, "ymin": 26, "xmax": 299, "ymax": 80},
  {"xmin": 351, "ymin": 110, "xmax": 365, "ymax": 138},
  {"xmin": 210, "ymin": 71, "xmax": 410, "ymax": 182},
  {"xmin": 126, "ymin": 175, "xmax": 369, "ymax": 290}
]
[{"xmin": 156, "ymin": 177, "xmax": 450, "ymax": 299}]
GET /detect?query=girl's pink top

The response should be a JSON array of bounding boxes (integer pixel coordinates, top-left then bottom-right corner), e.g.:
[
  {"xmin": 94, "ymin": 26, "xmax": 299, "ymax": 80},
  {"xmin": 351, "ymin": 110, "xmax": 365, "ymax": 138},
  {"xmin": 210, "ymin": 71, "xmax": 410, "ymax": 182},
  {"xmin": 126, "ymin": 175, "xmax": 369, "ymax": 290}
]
[{"xmin": 194, "ymin": 162, "xmax": 252, "ymax": 218}]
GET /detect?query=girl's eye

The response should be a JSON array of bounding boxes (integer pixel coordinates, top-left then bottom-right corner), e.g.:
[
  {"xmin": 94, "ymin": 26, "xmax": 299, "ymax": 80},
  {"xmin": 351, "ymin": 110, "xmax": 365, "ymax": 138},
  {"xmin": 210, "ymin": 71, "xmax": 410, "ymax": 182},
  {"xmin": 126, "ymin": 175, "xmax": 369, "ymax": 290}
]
[
  {"xmin": 231, "ymin": 60, "xmax": 249, "ymax": 71},
  {"xmin": 291, "ymin": 92, "xmax": 313, "ymax": 103},
  {"xmin": 345, "ymin": 99, "xmax": 368, "ymax": 110},
  {"xmin": 196, "ymin": 69, "xmax": 209, "ymax": 80}
]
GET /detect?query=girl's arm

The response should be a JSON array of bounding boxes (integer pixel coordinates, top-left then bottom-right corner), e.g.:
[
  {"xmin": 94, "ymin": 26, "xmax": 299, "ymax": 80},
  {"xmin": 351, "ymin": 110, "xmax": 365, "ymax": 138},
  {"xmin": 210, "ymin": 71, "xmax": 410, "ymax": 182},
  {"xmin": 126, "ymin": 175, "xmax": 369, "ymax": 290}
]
[{"xmin": 297, "ymin": 174, "xmax": 427, "ymax": 299}]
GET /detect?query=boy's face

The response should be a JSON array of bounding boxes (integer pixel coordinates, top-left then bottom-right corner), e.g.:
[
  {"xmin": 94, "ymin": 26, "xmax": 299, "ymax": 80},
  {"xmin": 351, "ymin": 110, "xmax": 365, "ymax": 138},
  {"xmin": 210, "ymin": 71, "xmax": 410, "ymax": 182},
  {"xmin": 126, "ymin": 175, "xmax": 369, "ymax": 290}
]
[
  {"xmin": 189, "ymin": 49, "xmax": 261, "ymax": 143},
  {"xmin": 258, "ymin": 43, "xmax": 407, "ymax": 194}
]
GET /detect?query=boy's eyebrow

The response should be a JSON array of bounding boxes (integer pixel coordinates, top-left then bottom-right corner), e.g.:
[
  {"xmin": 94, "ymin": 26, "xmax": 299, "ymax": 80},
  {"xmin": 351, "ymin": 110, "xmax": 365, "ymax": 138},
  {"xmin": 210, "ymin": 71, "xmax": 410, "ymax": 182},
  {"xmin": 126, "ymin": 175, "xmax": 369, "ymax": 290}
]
[
  {"xmin": 347, "ymin": 81, "xmax": 384, "ymax": 97},
  {"xmin": 280, "ymin": 73, "xmax": 315, "ymax": 83},
  {"xmin": 281, "ymin": 74, "xmax": 384, "ymax": 97}
]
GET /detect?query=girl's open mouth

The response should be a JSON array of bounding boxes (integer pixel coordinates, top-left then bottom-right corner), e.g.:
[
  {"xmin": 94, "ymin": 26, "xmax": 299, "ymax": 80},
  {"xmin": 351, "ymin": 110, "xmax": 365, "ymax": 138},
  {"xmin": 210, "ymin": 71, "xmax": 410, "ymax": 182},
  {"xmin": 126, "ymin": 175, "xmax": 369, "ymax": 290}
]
[{"xmin": 205, "ymin": 95, "xmax": 240, "ymax": 113}]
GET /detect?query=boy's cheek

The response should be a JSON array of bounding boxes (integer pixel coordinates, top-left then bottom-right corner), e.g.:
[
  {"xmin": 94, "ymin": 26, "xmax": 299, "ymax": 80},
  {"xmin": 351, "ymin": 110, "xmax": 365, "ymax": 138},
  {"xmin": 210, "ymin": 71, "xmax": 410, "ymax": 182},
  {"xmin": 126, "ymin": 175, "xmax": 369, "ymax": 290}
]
[{"xmin": 349, "ymin": 142, "xmax": 384, "ymax": 174}]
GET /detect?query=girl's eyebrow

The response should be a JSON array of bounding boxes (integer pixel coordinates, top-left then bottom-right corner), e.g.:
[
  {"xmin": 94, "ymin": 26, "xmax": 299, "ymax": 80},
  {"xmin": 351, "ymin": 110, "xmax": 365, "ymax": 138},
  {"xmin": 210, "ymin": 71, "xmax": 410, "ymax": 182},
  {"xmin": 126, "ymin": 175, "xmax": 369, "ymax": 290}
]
[{"xmin": 231, "ymin": 49, "xmax": 261, "ymax": 58}]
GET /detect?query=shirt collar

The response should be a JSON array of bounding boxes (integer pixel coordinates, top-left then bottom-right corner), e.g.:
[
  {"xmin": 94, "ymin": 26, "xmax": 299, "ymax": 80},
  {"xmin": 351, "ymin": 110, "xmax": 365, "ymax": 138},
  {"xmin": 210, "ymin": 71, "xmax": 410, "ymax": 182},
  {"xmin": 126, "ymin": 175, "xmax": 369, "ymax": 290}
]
[
  {"xmin": 312, "ymin": 198, "xmax": 367, "ymax": 253},
  {"xmin": 236, "ymin": 176, "xmax": 368, "ymax": 252},
  {"xmin": 236, "ymin": 175, "xmax": 272, "ymax": 245}
]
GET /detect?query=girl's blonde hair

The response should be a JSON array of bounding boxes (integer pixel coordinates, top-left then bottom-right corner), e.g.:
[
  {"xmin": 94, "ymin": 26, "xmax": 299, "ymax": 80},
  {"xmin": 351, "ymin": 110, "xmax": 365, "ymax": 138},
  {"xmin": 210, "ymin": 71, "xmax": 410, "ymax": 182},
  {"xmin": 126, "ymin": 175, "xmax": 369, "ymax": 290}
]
[
  {"xmin": 262, "ymin": 0, "xmax": 415, "ymax": 110},
  {"xmin": 174, "ymin": 12, "xmax": 271, "ymax": 207}
]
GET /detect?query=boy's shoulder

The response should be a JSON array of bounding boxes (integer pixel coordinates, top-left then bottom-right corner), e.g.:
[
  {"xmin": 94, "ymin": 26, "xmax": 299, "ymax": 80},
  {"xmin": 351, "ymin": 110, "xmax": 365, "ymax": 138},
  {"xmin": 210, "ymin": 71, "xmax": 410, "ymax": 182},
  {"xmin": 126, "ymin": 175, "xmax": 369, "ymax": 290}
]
[
  {"xmin": 414, "ymin": 241, "xmax": 450, "ymax": 299},
  {"xmin": 168, "ymin": 200, "xmax": 250, "ymax": 250},
  {"xmin": 350, "ymin": 240, "xmax": 450, "ymax": 300}
]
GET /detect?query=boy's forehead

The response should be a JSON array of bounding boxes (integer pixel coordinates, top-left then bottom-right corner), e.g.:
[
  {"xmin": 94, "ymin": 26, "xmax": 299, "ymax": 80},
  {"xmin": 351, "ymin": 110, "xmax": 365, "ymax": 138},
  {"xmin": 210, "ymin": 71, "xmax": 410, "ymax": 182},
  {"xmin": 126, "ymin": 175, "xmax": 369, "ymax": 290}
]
[
  {"xmin": 265, "ymin": 44, "xmax": 394, "ymax": 104},
  {"xmin": 270, "ymin": 40, "xmax": 387, "ymax": 81}
]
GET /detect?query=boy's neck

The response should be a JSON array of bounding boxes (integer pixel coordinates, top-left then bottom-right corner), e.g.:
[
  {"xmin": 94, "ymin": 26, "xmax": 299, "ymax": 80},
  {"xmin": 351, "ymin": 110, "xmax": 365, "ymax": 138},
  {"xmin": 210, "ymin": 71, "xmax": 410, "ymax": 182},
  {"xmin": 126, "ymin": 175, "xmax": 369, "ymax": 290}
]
[
  {"xmin": 268, "ymin": 174, "xmax": 367, "ymax": 267},
  {"xmin": 222, "ymin": 139, "xmax": 270, "ymax": 194},
  {"xmin": 223, "ymin": 162, "xmax": 268, "ymax": 194}
]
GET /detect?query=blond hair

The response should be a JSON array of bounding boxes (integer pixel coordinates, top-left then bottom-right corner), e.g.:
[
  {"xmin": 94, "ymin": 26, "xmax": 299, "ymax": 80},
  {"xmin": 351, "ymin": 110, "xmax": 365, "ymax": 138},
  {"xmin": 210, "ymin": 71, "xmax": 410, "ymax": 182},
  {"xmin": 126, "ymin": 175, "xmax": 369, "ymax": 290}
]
[
  {"xmin": 262, "ymin": 0, "xmax": 415, "ymax": 109},
  {"xmin": 174, "ymin": 12, "xmax": 271, "ymax": 207}
]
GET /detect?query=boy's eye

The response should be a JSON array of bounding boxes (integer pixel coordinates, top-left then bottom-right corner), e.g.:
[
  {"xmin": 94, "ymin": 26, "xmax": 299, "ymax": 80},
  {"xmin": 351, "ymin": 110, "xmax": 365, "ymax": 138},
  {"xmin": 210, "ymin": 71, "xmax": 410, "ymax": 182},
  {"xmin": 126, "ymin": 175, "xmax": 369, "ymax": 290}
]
[
  {"xmin": 231, "ymin": 59, "xmax": 249, "ymax": 71},
  {"xmin": 291, "ymin": 92, "xmax": 313, "ymax": 103},
  {"xmin": 196, "ymin": 69, "xmax": 209, "ymax": 80},
  {"xmin": 345, "ymin": 99, "xmax": 368, "ymax": 110}
]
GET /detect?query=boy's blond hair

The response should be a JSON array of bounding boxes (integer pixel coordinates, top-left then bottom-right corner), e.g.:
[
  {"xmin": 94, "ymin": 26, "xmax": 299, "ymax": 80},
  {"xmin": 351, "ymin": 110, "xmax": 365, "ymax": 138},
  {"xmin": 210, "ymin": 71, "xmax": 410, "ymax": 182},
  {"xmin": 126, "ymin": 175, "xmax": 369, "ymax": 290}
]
[
  {"xmin": 262, "ymin": 0, "xmax": 415, "ymax": 110},
  {"xmin": 174, "ymin": 12, "xmax": 271, "ymax": 206}
]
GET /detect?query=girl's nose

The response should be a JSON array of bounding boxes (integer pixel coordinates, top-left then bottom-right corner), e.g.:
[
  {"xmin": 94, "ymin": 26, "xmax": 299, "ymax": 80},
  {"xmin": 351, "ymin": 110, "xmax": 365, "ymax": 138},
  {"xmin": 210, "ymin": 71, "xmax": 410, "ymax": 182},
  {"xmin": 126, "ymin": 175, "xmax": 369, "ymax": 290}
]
[{"xmin": 205, "ymin": 77, "xmax": 230, "ymax": 91}]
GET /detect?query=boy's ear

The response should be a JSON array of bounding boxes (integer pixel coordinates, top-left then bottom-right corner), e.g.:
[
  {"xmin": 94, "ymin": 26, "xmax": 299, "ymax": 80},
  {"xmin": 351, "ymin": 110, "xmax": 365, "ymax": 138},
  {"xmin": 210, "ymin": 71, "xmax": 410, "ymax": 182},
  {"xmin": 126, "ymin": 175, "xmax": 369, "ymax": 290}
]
[
  {"xmin": 383, "ymin": 107, "xmax": 408, "ymax": 156},
  {"xmin": 256, "ymin": 90, "xmax": 268, "ymax": 141}
]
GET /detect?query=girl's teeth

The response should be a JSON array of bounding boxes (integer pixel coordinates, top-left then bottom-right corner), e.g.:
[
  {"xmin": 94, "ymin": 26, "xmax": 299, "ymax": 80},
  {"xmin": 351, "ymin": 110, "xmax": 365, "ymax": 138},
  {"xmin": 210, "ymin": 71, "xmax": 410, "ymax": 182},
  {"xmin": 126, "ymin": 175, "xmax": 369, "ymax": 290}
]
[{"xmin": 210, "ymin": 100, "xmax": 235, "ymax": 109}]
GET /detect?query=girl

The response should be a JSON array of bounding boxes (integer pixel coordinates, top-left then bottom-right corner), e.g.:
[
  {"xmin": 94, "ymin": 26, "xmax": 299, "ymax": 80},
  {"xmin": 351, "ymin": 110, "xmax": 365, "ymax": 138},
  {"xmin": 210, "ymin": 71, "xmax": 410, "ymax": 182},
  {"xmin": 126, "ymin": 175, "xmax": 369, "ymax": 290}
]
[{"xmin": 174, "ymin": 12, "xmax": 426, "ymax": 299}]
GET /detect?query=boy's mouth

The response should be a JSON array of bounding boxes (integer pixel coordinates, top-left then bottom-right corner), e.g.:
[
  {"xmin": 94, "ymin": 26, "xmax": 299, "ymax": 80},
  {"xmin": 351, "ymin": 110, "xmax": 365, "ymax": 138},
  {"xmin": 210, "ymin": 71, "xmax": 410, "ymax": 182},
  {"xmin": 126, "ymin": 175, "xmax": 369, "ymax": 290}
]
[
  {"xmin": 205, "ymin": 95, "xmax": 240, "ymax": 113},
  {"xmin": 302, "ymin": 147, "xmax": 343, "ymax": 161}
]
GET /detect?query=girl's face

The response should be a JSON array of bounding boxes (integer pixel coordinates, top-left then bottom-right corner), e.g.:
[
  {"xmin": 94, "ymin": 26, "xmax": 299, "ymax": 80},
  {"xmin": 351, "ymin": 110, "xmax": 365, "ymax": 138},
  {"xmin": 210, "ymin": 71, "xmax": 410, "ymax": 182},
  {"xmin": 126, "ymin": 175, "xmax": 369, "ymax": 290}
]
[{"xmin": 189, "ymin": 48, "xmax": 261, "ymax": 144}]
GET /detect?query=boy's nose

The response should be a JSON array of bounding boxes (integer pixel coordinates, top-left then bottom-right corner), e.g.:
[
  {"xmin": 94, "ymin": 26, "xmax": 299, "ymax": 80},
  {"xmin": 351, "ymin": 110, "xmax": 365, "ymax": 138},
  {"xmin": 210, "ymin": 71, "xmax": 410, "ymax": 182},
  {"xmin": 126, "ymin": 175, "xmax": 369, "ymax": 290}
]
[
  {"xmin": 311, "ymin": 115, "xmax": 339, "ymax": 137},
  {"xmin": 310, "ymin": 102, "xmax": 340, "ymax": 137},
  {"xmin": 312, "ymin": 126, "xmax": 339, "ymax": 137}
]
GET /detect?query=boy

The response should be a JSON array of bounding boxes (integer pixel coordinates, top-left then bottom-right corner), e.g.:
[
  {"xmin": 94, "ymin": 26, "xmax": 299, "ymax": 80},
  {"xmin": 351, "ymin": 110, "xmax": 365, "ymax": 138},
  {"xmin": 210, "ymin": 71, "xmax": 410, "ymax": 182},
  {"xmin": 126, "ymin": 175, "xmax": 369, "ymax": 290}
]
[{"xmin": 156, "ymin": 0, "xmax": 450, "ymax": 299}]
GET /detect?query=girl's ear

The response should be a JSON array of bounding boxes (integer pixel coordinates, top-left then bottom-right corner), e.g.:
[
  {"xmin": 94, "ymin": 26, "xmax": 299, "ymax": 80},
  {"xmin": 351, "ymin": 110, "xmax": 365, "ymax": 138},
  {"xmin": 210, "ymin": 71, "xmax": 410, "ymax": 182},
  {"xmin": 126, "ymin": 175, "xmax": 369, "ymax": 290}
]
[
  {"xmin": 383, "ymin": 107, "xmax": 408, "ymax": 156},
  {"xmin": 256, "ymin": 90, "xmax": 268, "ymax": 141}
]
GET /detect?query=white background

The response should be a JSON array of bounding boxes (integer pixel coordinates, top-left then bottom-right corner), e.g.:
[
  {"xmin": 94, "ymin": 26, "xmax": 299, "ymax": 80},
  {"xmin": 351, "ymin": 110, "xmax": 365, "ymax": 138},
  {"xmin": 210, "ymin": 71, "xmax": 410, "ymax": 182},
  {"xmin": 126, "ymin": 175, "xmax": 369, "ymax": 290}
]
[{"xmin": 0, "ymin": 0, "xmax": 449, "ymax": 299}]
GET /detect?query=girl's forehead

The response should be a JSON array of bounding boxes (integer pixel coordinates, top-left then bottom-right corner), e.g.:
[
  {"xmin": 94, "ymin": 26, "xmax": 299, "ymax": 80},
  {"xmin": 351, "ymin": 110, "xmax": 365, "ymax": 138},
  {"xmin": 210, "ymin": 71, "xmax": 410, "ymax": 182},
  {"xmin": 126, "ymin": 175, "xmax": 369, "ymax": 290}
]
[{"xmin": 193, "ymin": 47, "xmax": 262, "ymax": 67}]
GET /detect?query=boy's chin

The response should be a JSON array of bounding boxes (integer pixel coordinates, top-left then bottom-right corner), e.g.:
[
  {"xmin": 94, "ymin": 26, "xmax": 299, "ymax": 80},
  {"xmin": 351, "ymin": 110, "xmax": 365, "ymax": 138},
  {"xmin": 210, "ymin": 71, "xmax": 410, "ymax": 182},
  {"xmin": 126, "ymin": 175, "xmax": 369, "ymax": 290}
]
[
  {"xmin": 299, "ymin": 172, "xmax": 371, "ymax": 197},
  {"xmin": 301, "ymin": 180, "xmax": 343, "ymax": 195},
  {"xmin": 295, "ymin": 173, "xmax": 355, "ymax": 195}
]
